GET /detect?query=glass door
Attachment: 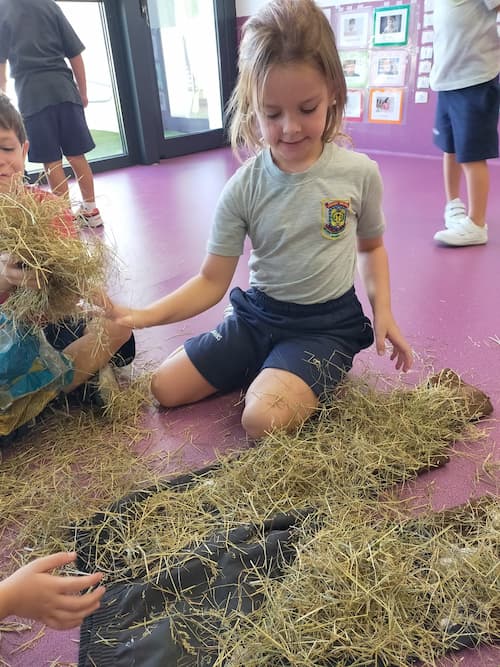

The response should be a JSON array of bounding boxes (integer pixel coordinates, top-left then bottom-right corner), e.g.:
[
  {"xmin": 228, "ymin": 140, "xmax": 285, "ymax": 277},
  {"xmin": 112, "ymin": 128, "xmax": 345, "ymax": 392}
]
[
  {"xmin": 144, "ymin": 0, "xmax": 237, "ymax": 158},
  {"xmin": 148, "ymin": 0, "xmax": 223, "ymax": 139}
]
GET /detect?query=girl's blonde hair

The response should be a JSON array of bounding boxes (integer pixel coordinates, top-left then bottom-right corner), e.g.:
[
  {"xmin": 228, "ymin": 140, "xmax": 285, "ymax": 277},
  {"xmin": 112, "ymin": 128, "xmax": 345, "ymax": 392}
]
[{"xmin": 226, "ymin": 0, "xmax": 346, "ymax": 160}]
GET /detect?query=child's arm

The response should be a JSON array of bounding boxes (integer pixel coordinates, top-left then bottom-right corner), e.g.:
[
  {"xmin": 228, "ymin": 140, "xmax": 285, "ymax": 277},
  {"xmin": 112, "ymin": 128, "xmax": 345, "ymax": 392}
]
[
  {"xmin": 357, "ymin": 236, "xmax": 413, "ymax": 372},
  {"xmin": 0, "ymin": 552, "xmax": 105, "ymax": 630},
  {"xmin": 105, "ymin": 254, "xmax": 239, "ymax": 329},
  {"xmin": 69, "ymin": 54, "xmax": 88, "ymax": 108}
]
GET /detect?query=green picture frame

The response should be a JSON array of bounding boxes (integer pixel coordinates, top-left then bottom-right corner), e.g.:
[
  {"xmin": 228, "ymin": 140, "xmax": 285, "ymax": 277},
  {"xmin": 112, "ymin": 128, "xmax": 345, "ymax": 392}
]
[{"xmin": 373, "ymin": 5, "xmax": 410, "ymax": 47}]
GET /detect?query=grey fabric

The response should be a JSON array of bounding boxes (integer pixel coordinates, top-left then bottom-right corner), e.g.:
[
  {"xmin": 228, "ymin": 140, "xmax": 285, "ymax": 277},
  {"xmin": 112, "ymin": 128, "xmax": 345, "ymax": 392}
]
[
  {"xmin": 430, "ymin": 0, "xmax": 500, "ymax": 91},
  {"xmin": 0, "ymin": 0, "xmax": 84, "ymax": 116},
  {"xmin": 208, "ymin": 143, "xmax": 385, "ymax": 304}
]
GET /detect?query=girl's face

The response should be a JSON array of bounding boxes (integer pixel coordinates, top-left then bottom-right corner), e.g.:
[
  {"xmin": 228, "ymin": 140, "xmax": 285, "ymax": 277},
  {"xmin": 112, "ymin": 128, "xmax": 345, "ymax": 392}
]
[
  {"xmin": 255, "ymin": 61, "xmax": 333, "ymax": 173},
  {"xmin": 0, "ymin": 128, "xmax": 28, "ymax": 193}
]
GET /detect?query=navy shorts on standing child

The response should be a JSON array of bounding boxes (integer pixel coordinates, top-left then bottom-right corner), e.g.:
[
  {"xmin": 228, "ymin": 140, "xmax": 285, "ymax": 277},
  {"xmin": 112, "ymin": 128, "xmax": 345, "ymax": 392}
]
[
  {"xmin": 433, "ymin": 76, "xmax": 500, "ymax": 163},
  {"xmin": 24, "ymin": 102, "xmax": 95, "ymax": 164},
  {"xmin": 184, "ymin": 286, "xmax": 374, "ymax": 398}
]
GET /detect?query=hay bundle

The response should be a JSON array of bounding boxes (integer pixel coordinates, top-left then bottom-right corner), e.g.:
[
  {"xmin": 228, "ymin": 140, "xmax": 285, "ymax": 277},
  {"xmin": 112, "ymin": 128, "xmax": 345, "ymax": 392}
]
[
  {"xmin": 75, "ymin": 376, "xmax": 483, "ymax": 583},
  {"xmin": 70, "ymin": 377, "xmax": 497, "ymax": 666},
  {"xmin": 0, "ymin": 187, "xmax": 108, "ymax": 331},
  {"xmin": 215, "ymin": 498, "xmax": 499, "ymax": 667}
]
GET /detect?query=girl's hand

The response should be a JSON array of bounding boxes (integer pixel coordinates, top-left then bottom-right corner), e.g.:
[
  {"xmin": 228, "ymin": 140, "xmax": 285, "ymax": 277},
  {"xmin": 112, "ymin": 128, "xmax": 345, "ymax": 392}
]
[
  {"xmin": 0, "ymin": 552, "xmax": 105, "ymax": 630},
  {"xmin": 94, "ymin": 290, "xmax": 149, "ymax": 329},
  {"xmin": 373, "ymin": 312, "xmax": 413, "ymax": 372}
]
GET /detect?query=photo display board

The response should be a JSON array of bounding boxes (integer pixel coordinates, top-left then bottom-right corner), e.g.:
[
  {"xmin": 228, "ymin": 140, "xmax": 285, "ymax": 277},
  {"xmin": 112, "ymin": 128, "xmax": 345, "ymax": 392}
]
[{"xmin": 332, "ymin": 1, "xmax": 434, "ymax": 124}]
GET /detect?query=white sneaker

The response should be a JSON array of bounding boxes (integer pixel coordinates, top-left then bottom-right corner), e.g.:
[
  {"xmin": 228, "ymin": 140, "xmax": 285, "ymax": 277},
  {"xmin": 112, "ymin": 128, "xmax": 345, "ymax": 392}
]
[
  {"xmin": 444, "ymin": 198, "xmax": 466, "ymax": 229},
  {"xmin": 74, "ymin": 206, "xmax": 104, "ymax": 228},
  {"xmin": 434, "ymin": 217, "xmax": 488, "ymax": 247}
]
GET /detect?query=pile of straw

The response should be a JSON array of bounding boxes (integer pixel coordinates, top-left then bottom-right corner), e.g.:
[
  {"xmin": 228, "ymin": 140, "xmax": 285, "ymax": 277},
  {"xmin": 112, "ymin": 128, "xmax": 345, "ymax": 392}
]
[
  {"xmin": 0, "ymin": 372, "xmax": 160, "ymax": 576},
  {"xmin": 0, "ymin": 187, "xmax": 108, "ymax": 330},
  {"xmin": 78, "ymin": 377, "xmax": 483, "ymax": 583},
  {"xmin": 1, "ymin": 373, "xmax": 497, "ymax": 666},
  {"xmin": 215, "ymin": 497, "xmax": 499, "ymax": 667}
]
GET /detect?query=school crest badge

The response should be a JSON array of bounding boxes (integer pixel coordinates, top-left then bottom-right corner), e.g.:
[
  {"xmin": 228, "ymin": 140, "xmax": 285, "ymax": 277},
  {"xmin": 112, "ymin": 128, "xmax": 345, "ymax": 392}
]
[{"xmin": 321, "ymin": 199, "xmax": 349, "ymax": 239}]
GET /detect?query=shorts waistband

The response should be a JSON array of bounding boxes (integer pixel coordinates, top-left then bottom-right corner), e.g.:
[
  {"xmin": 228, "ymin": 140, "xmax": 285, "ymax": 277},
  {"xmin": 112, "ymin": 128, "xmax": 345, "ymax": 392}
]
[{"xmin": 245, "ymin": 286, "xmax": 356, "ymax": 317}]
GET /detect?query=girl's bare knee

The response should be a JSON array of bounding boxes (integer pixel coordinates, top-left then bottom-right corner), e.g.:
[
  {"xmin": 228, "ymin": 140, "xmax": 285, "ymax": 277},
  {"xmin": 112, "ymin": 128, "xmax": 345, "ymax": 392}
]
[
  {"xmin": 241, "ymin": 405, "xmax": 270, "ymax": 440},
  {"xmin": 151, "ymin": 368, "xmax": 176, "ymax": 407}
]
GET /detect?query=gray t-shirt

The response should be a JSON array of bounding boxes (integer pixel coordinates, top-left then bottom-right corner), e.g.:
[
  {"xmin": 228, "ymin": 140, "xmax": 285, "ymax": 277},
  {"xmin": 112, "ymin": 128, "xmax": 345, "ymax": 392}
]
[
  {"xmin": 208, "ymin": 143, "xmax": 385, "ymax": 304},
  {"xmin": 430, "ymin": 0, "xmax": 500, "ymax": 91},
  {"xmin": 0, "ymin": 0, "xmax": 84, "ymax": 116}
]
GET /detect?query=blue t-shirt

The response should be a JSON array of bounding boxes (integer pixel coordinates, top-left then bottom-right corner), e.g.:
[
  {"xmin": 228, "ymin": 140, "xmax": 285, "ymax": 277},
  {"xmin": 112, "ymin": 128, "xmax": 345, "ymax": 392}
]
[{"xmin": 0, "ymin": 313, "xmax": 73, "ymax": 410}]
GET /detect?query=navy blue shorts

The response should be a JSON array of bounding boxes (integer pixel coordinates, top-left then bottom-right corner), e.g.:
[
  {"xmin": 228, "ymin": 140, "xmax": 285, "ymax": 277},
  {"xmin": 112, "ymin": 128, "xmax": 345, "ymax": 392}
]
[
  {"xmin": 44, "ymin": 319, "xmax": 136, "ymax": 368},
  {"xmin": 24, "ymin": 102, "xmax": 95, "ymax": 163},
  {"xmin": 433, "ymin": 77, "xmax": 499, "ymax": 163},
  {"xmin": 184, "ymin": 287, "xmax": 374, "ymax": 398}
]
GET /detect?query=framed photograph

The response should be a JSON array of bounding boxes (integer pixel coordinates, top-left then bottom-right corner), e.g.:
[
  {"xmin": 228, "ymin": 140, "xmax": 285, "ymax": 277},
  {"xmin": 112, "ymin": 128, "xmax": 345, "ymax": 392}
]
[
  {"xmin": 373, "ymin": 5, "xmax": 410, "ymax": 47},
  {"xmin": 370, "ymin": 50, "xmax": 407, "ymax": 86},
  {"xmin": 368, "ymin": 88, "xmax": 404, "ymax": 124},
  {"xmin": 345, "ymin": 90, "xmax": 363, "ymax": 121},
  {"xmin": 337, "ymin": 11, "xmax": 370, "ymax": 49},
  {"xmin": 340, "ymin": 50, "xmax": 368, "ymax": 88}
]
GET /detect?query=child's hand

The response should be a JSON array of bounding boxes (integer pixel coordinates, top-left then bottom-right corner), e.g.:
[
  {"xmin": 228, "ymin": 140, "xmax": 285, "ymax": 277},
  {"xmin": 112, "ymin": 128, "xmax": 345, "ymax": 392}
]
[
  {"xmin": 373, "ymin": 313, "xmax": 413, "ymax": 372},
  {"xmin": 0, "ymin": 253, "xmax": 41, "ymax": 291},
  {"xmin": 0, "ymin": 552, "xmax": 105, "ymax": 630},
  {"xmin": 95, "ymin": 291, "xmax": 150, "ymax": 329}
]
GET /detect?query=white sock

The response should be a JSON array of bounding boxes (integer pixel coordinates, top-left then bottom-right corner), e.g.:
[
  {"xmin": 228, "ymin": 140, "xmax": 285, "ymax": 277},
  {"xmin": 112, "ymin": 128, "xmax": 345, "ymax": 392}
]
[{"xmin": 83, "ymin": 201, "xmax": 97, "ymax": 210}]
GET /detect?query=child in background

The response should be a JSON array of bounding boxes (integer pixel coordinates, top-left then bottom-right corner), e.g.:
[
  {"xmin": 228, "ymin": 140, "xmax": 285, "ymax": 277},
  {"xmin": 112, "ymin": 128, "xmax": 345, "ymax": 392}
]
[
  {"xmin": 0, "ymin": 0, "xmax": 103, "ymax": 227},
  {"xmin": 431, "ymin": 0, "xmax": 500, "ymax": 246},
  {"xmin": 107, "ymin": 0, "xmax": 413, "ymax": 439},
  {"xmin": 0, "ymin": 93, "xmax": 134, "ymax": 442},
  {"xmin": 0, "ymin": 552, "xmax": 104, "ymax": 630}
]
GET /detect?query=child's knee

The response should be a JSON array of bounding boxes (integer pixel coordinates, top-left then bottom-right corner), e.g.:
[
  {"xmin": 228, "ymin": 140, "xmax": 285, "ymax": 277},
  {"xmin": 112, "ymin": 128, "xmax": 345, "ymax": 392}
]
[
  {"xmin": 151, "ymin": 367, "xmax": 177, "ymax": 407},
  {"xmin": 241, "ymin": 400, "xmax": 295, "ymax": 440},
  {"xmin": 241, "ymin": 385, "xmax": 318, "ymax": 439},
  {"xmin": 241, "ymin": 404, "xmax": 274, "ymax": 439}
]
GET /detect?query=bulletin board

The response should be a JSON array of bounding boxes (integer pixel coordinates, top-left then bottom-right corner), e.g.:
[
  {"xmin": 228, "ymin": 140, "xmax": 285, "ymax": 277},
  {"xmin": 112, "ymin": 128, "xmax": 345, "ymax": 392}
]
[{"xmin": 330, "ymin": 0, "xmax": 436, "ymax": 127}]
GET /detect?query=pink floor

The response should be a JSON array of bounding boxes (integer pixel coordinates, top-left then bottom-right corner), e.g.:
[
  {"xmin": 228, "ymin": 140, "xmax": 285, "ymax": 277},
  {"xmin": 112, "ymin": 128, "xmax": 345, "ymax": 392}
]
[{"xmin": 1, "ymin": 148, "xmax": 499, "ymax": 666}]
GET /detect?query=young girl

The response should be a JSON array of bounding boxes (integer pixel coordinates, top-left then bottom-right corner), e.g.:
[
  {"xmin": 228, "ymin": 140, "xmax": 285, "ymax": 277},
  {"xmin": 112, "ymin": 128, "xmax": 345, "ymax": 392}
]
[{"xmin": 108, "ymin": 0, "xmax": 413, "ymax": 439}]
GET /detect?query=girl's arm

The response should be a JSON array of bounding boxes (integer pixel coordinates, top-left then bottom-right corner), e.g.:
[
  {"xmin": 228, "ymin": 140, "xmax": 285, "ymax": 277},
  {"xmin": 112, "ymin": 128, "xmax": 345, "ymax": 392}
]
[
  {"xmin": 357, "ymin": 236, "xmax": 413, "ymax": 372},
  {"xmin": 0, "ymin": 552, "xmax": 105, "ymax": 630},
  {"xmin": 106, "ymin": 253, "xmax": 239, "ymax": 329}
]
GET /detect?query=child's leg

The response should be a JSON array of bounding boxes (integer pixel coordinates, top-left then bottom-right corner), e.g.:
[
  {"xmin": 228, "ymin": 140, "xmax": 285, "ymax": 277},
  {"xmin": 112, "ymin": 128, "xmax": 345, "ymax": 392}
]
[
  {"xmin": 242, "ymin": 368, "xmax": 318, "ymax": 440},
  {"xmin": 443, "ymin": 152, "xmax": 462, "ymax": 202},
  {"xmin": 151, "ymin": 347, "xmax": 218, "ymax": 407},
  {"xmin": 62, "ymin": 319, "xmax": 131, "ymax": 392},
  {"xmin": 462, "ymin": 160, "xmax": 489, "ymax": 227},
  {"xmin": 66, "ymin": 154, "xmax": 95, "ymax": 204},
  {"xmin": 44, "ymin": 160, "xmax": 69, "ymax": 198}
]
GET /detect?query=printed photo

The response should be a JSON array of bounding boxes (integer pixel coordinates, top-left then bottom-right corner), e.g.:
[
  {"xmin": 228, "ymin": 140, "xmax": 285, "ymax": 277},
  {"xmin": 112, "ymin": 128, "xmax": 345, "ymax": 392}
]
[
  {"xmin": 345, "ymin": 90, "xmax": 363, "ymax": 121},
  {"xmin": 373, "ymin": 6, "xmax": 410, "ymax": 47},
  {"xmin": 337, "ymin": 11, "xmax": 370, "ymax": 49},
  {"xmin": 370, "ymin": 51, "xmax": 407, "ymax": 86},
  {"xmin": 368, "ymin": 88, "xmax": 404, "ymax": 124},
  {"xmin": 340, "ymin": 51, "xmax": 368, "ymax": 88}
]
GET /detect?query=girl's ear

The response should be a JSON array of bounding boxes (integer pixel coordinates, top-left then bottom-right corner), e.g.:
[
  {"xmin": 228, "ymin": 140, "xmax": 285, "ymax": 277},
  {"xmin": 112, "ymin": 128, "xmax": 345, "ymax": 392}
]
[{"xmin": 22, "ymin": 140, "xmax": 29, "ymax": 159}]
